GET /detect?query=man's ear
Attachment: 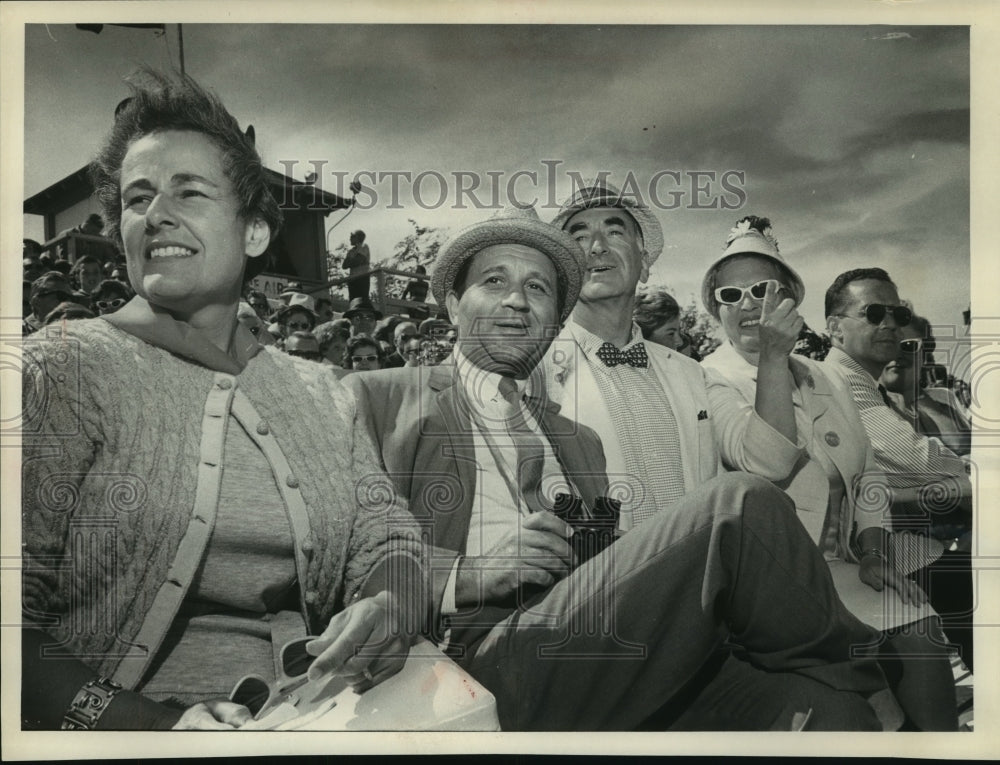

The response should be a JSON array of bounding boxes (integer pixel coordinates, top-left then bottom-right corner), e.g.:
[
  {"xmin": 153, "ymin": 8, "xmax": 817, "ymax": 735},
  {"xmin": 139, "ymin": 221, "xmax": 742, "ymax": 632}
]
[
  {"xmin": 245, "ymin": 218, "xmax": 271, "ymax": 259},
  {"xmin": 826, "ymin": 315, "xmax": 843, "ymax": 345},
  {"xmin": 638, "ymin": 250, "xmax": 651, "ymax": 285},
  {"xmin": 445, "ymin": 291, "xmax": 460, "ymax": 325}
]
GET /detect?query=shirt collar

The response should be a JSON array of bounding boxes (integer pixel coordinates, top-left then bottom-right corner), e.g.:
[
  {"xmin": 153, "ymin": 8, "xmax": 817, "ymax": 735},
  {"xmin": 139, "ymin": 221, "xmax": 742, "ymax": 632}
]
[
  {"xmin": 454, "ymin": 348, "xmax": 531, "ymax": 411},
  {"xmin": 826, "ymin": 346, "xmax": 878, "ymax": 388},
  {"xmin": 102, "ymin": 295, "xmax": 262, "ymax": 374},
  {"xmin": 568, "ymin": 318, "xmax": 645, "ymax": 356}
]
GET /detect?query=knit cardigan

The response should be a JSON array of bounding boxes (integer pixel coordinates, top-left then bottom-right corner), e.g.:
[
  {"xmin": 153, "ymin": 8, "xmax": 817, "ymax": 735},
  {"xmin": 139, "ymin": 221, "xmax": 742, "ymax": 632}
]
[{"xmin": 22, "ymin": 318, "xmax": 424, "ymax": 680}]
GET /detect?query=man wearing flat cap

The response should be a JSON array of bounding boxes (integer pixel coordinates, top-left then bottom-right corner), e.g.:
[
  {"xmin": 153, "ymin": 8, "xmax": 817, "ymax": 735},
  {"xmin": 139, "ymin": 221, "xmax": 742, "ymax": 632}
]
[
  {"xmin": 346, "ymin": 205, "xmax": 892, "ymax": 731},
  {"xmin": 545, "ymin": 180, "xmax": 720, "ymax": 530}
]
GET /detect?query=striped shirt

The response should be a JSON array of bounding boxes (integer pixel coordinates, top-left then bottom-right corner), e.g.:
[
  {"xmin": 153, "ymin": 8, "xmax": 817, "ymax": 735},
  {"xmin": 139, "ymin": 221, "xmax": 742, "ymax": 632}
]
[
  {"xmin": 568, "ymin": 322, "xmax": 686, "ymax": 527},
  {"xmin": 825, "ymin": 347, "xmax": 967, "ymax": 489}
]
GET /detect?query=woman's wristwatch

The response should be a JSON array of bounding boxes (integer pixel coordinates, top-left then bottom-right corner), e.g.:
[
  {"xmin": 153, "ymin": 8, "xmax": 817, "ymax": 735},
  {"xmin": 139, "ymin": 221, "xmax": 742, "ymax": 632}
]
[{"xmin": 61, "ymin": 677, "xmax": 123, "ymax": 730}]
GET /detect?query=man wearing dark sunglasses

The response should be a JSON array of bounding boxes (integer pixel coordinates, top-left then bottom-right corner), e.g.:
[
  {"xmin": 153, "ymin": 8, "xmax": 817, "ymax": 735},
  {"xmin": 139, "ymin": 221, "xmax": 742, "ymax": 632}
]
[
  {"xmin": 824, "ymin": 268, "xmax": 968, "ymax": 492},
  {"xmin": 824, "ymin": 268, "xmax": 973, "ymax": 670}
]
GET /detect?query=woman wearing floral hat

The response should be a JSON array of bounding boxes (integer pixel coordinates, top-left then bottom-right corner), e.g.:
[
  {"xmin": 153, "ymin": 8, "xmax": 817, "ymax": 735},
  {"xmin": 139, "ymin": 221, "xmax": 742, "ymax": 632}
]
[{"xmin": 700, "ymin": 215, "xmax": 957, "ymax": 730}]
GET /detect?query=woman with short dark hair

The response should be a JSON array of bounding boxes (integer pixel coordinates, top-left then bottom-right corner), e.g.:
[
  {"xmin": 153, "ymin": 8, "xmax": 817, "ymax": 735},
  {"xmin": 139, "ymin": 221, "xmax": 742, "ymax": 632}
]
[{"xmin": 22, "ymin": 70, "xmax": 429, "ymax": 731}]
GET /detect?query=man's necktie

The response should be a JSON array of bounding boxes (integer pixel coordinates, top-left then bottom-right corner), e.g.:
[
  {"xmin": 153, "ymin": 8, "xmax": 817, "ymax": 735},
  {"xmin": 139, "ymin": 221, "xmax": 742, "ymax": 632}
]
[
  {"xmin": 498, "ymin": 377, "xmax": 548, "ymax": 514},
  {"xmin": 596, "ymin": 341, "xmax": 648, "ymax": 368}
]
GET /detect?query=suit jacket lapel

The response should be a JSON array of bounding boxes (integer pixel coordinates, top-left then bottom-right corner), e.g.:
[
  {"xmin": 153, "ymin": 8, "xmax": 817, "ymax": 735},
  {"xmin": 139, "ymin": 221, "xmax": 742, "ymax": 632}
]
[{"xmin": 426, "ymin": 366, "xmax": 479, "ymax": 553}]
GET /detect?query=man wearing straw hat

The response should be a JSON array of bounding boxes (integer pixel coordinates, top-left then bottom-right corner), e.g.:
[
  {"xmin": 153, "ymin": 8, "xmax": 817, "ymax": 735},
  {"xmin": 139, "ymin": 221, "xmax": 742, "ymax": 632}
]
[
  {"xmin": 346, "ymin": 205, "xmax": 891, "ymax": 731},
  {"xmin": 545, "ymin": 180, "xmax": 720, "ymax": 531}
]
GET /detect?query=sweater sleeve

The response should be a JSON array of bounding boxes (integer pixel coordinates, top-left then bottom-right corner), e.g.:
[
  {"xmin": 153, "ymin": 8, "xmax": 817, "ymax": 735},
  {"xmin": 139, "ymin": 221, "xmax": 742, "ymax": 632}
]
[
  {"xmin": 21, "ymin": 330, "xmax": 103, "ymax": 626},
  {"xmin": 703, "ymin": 364, "xmax": 805, "ymax": 481},
  {"xmin": 339, "ymin": 384, "xmax": 432, "ymax": 634}
]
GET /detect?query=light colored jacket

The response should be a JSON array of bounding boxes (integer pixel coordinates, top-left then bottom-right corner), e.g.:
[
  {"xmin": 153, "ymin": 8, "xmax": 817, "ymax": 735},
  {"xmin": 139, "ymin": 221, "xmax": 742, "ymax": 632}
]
[
  {"xmin": 701, "ymin": 342, "xmax": 887, "ymax": 561},
  {"xmin": 543, "ymin": 322, "xmax": 721, "ymax": 499}
]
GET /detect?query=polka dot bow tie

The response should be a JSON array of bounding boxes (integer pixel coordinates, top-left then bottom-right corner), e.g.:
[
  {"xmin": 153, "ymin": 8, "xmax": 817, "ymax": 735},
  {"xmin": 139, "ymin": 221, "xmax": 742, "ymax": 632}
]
[{"xmin": 596, "ymin": 341, "xmax": 649, "ymax": 368}]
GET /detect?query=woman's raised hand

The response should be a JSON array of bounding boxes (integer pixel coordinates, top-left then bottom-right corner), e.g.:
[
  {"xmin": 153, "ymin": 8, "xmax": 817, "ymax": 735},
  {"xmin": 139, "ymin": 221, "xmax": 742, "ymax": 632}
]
[{"xmin": 757, "ymin": 279, "xmax": 803, "ymax": 361}]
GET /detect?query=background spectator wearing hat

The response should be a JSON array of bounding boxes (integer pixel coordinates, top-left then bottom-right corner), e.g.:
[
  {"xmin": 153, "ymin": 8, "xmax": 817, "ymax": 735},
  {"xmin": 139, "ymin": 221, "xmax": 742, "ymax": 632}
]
[
  {"xmin": 341, "ymin": 230, "xmax": 371, "ymax": 301},
  {"xmin": 343, "ymin": 296, "xmax": 382, "ymax": 337},
  {"xmin": 273, "ymin": 300, "xmax": 318, "ymax": 341},
  {"xmin": 44, "ymin": 301, "xmax": 96, "ymax": 326},
  {"xmin": 24, "ymin": 272, "xmax": 74, "ymax": 335},
  {"xmin": 544, "ymin": 179, "xmax": 719, "ymax": 530}
]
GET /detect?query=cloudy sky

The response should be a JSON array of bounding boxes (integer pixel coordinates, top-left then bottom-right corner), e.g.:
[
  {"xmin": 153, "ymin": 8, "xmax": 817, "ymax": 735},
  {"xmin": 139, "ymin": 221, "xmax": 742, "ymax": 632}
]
[{"xmin": 21, "ymin": 20, "xmax": 970, "ymax": 333}]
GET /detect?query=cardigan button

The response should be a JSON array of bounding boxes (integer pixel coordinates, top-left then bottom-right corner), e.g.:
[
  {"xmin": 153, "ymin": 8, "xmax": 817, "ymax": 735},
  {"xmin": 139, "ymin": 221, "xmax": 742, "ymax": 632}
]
[
  {"xmin": 824, "ymin": 431, "xmax": 840, "ymax": 447},
  {"xmin": 286, "ymin": 474, "xmax": 300, "ymax": 489},
  {"xmin": 256, "ymin": 420, "xmax": 270, "ymax": 436},
  {"xmin": 216, "ymin": 378, "xmax": 233, "ymax": 390},
  {"xmin": 304, "ymin": 590, "xmax": 318, "ymax": 605},
  {"xmin": 300, "ymin": 539, "xmax": 314, "ymax": 555}
]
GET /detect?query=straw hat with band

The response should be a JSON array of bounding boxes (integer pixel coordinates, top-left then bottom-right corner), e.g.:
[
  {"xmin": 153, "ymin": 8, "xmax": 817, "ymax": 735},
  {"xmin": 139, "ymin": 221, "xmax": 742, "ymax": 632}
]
[
  {"xmin": 550, "ymin": 179, "xmax": 665, "ymax": 266},
  {"xmin": 431, "ymin": 205, "xmax": 583, "ymax": 323},
  {"xmin": 701, "ymin": 216, "xmax": 805, "ymax": 319}
]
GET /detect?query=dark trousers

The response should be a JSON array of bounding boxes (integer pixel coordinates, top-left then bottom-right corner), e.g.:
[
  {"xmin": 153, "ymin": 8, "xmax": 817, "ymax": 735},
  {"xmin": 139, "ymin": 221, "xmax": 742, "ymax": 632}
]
[{"xmin": 463, "ymin": 473, "xmax": 888, "ymax": 731}]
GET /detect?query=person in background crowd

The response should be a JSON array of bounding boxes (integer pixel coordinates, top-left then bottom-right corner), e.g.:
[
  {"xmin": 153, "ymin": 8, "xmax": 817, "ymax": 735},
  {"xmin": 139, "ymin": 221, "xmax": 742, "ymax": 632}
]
[
  {"xmin": 23, "ymin": 241, "xmax": 47, "ymax": 283},
  {"xmin": 375, "ymin": 316, "xmax": 405, "ymax": 368},
  {"xmin": 55, "ymin": 213, "xmax": 109, "ymax": 260},
  {"xmin": 23, "ymin": 271, "xmax": 74, "ymax": 335},
  {"xmin": 246, "ymin": 289, "xmax": 271, "ymax": 322},
  {"xmin": 111, "ymin": 265, "xmax": 129, "ymax": 283},
  {"xmin": 314, "ymin": 321, "xmax": 351, "ymax": 368},
  {"xmin": 236, "ymin": 301, "xmax": 276, "ymax": 345},
  {"xmin": 314, "ymin": 296, "xmax": 335, "ymax": 324},
  {"xmin": 24, "ymin": 238, "xmax": 44, "ymax": 260},
  {"xmin": 342, "ymin": 229, "xmax": 371, "ymax": 301},
  {"xmin": 92, "ymin": 279, "xmax": 133, "ymax": 316},
  {"xmin": 824, "ymin": 267, "xmax": 973, "ymax": 671},
  {"xmin": 69, "ymin": 255, "xmax": 105, "ymax": 295},
  {"xmin": 443, "ymin": 325, "xmax": 458, "ymax": 349},
  {"xmin": 699, "ymin": 216, "xmax": 956, "ymax": 730},
  {"xmin": 418, "ymin": 316, "xmax": 448, "ymax": 342},
  {"xmin": 284, "ymin": 331, "xmax": 323, "ymax": 362},
  {"xmin": 278, "ymin": 281, "xmax": 304, "ymax": 305},
  {"xmin": 343, "ymin": 296, "xmax": 381, "ymax": 337},
  {"xmin": 402, "ymin": 264, "xmax": 430, "ymax": 319},
  {"xmin": 674, "ymin": 330, "xmax": 702, "ymax": 361},
  {"xmin": 544, "ymin": 180, "xmax": 720, "ymax": 530},
  {"xmin": 346, "ymin": 204, "xmax": 891, "ymax": 732},
  {"xmin": 633, "ymin": 285, "xmax": 682, "ymax": 350},
  {"xmin": 273, "ymin": 302, "xmax": 317, "ymax": 340},
  {"xmin": 331, "ymin": 317, "xmax": 352, "ymax": 335},
  {"xmin": 393, "ymin": 321, "xmax": 419, "ymax": 363},
  {"xmin": 343, "ymin": 333, "xmax": 384, "ymax": 371},
  {"xmin": 50, "ymin": 259, "xmax": 73, "ymax": 276},
  {"xmin": 374, "ymin": 319, "xmax": 404, "ymax": 369},
  {"xmin": 401, "ymin": 334, "xmax": 424, "ymax": 367},
  {"xmin": 880, "ymin": 315, "xmax": 971, "ymax": 459},
  {"xmin": 22, "ymin": 70, "xmax": 430, "ymax": 731},
  {"xmin": 44, "ymin": 301, "xmax": 96, "ymax": 325}
]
